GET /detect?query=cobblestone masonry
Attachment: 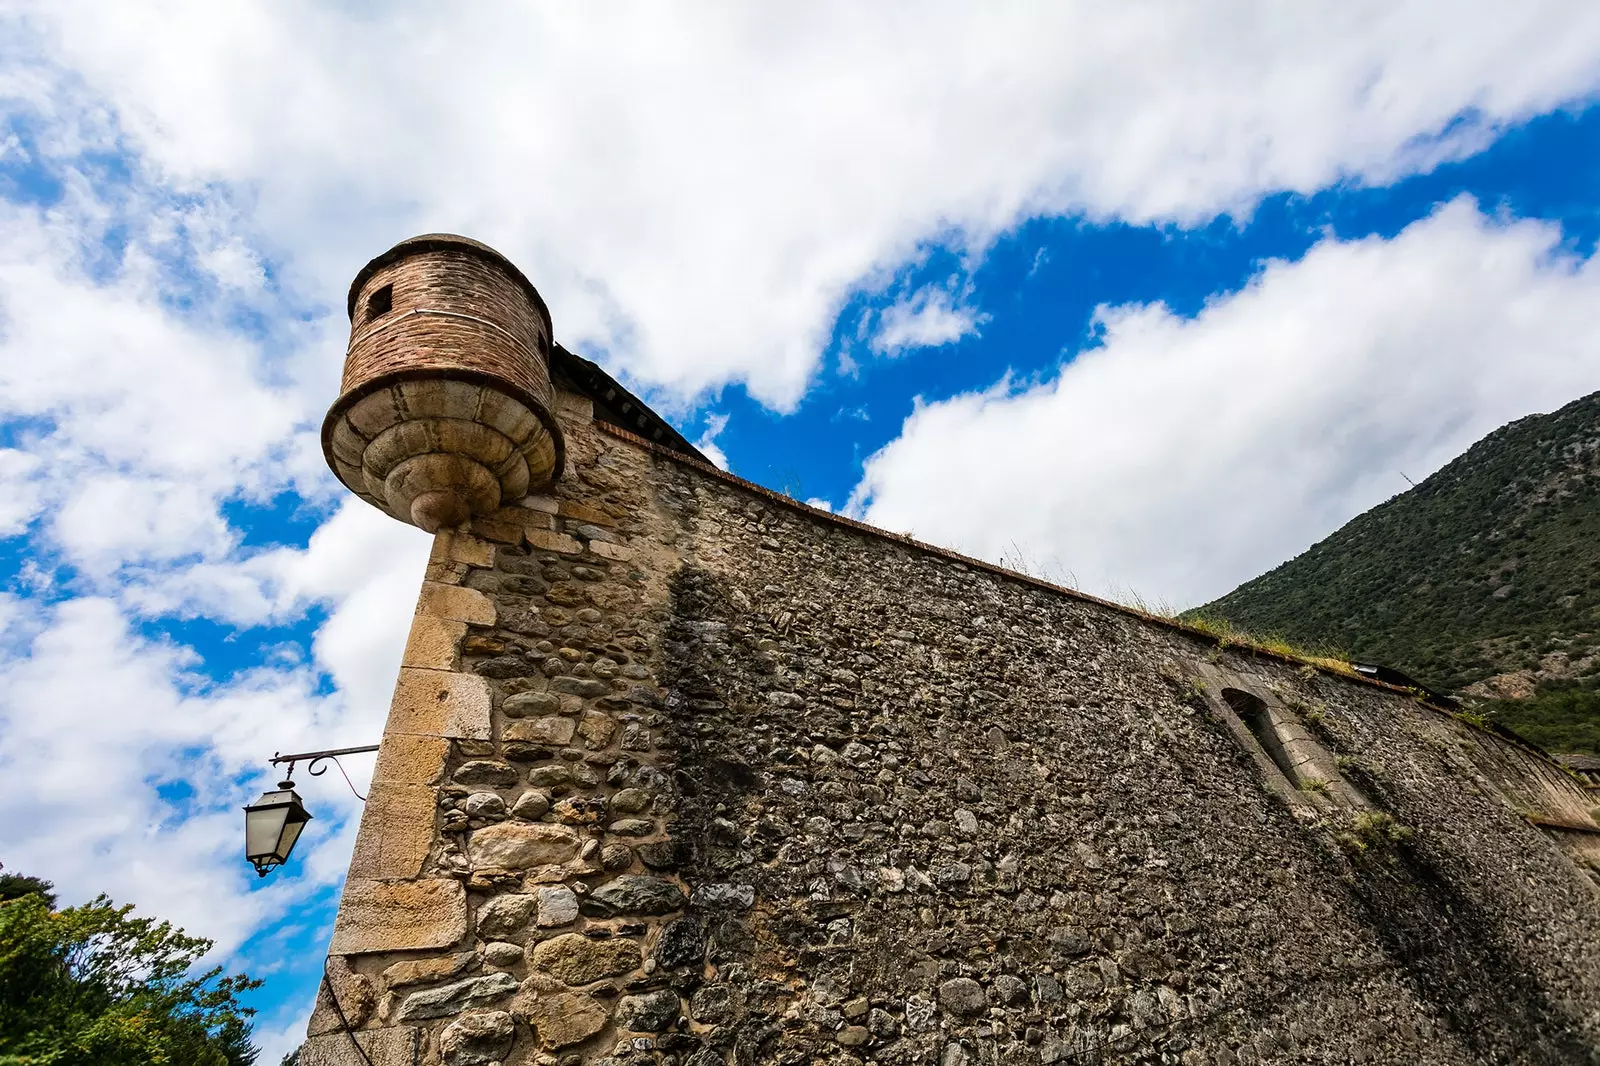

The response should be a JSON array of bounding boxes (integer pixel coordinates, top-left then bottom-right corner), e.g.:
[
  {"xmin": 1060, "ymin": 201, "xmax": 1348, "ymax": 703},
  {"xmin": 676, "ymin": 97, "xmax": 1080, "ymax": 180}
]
[{"xmin": 304, "ymin": 389, "xmax": 1600, "ymax": 1066}]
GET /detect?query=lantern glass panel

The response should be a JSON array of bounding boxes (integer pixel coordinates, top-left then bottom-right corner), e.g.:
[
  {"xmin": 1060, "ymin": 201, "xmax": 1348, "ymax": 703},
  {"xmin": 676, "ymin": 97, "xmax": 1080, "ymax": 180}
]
[{"xmin": 243, "ymin": 787, "xmax": 312, "ymax": 876}]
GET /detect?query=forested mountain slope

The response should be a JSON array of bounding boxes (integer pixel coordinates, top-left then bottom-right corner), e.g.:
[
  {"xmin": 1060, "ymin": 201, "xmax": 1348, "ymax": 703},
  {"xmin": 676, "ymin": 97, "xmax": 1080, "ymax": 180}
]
[{"xmin": 1196, "ymin": 390, "xmax": 1600, "ymax": 751}]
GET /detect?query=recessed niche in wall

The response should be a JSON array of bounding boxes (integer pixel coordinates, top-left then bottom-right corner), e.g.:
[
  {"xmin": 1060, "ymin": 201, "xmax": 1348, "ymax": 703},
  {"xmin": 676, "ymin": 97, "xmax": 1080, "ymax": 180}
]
[
  {"xmin": 367, "ymin": 283, "xmax": 394, "ymax": 321},
  {"xmin": 1223, "ymin": 687, "xmax": 1301, "ymax": 788}
]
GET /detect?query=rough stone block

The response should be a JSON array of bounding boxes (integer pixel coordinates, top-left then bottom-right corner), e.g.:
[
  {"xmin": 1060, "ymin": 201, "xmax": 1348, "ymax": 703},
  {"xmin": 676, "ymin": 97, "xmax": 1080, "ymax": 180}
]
[
  {"xmin": 468, "ymin": 823, "xmax": 580, "ymax": 869},
  {"xmin": 588, "ymin": 540, "xmax": 634, "ymax": 561},
  {"xmin": 440, "ymin": 1010, "xmax": 514, "ymax": 1065},
  {"xmin": 401, "ymin": 615, "xmax": 467, "ymax": 671},
  {"xmin": 557, "ymin": 499, "xmax": 615, "ymax": 527},
  {"xmin": 616, "ymin": 989, "xmax": 680, "ymax": 1032},
  {"xmin": 477, "ymin": 893, "xmax": 537, "ymax": 938},
  {"xmin": 390, "ymin": 668, "xmax": 492, "ymax": 740},
  {"xmin": 431, "ymin": 529, "xmax": 496, "ymax": 569},
  {"xmin": 471, "ymin": 508, "xmax": 532, "ymax": 545},
  {"xmin": 504, "ymin": 715, "xmax": 576, "ymax": 746},
  {"xmin": 299, "ymin": 1026, "xmax": 419, "ymax": 1066},
  {"xmin": 372, "ymin": 734, "xmax": 450, "ymax": 787},
  {"xmin": 512, "ymin": 985, "xmax": 608, "ymax": 1049},
  {"xmin": 330, "ymin": 879, "xmax": 467, "ymax": 955},
  {"xmin": 503, "ymin": 691, "xmax": 561, "ymax": 717},
  {"xmin": 526, "ymin": 529, "xmax": 583, "ymax": 554},
  {"xmin": 580, "ymin": 875, "xmax": 687, "ymax": 917},
  {"xmin": 306, "ymin": 956, "xmax": 375, "ymax": 1036},
  {"xmin": 517, "ymin": 494, "xmax": 559, "ymax": 514},
  {"xmin": 382, "ymin": 951, "xmax": 481, "ymax": 990},
  {"xmin": 552, "ymin": 390, "xmax": 594, "ymax": 425},
  {"xmin": 536, "ymin": 885, "xmax": 580, "ymax": 926},
  {"xmin": 348, "ymin": 782, "xmax": 436, "ymax": 880},
  {"xmin": 530, "ymin": 932, "xmax": 642, "ymax": 984},
  {"xmin": 417, "ymin": 581, "xmax": 496, "ymax": 626},
  {"xmin": 394, "ymin": 972, "xmax": 518, "ymax": 1022}
]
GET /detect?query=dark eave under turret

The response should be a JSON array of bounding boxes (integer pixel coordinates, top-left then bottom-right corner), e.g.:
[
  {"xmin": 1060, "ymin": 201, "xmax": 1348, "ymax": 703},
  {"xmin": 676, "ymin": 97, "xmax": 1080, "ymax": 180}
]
[{"xmin": 549, "ymin": 344, "xmax": 708, "ymax": 464}]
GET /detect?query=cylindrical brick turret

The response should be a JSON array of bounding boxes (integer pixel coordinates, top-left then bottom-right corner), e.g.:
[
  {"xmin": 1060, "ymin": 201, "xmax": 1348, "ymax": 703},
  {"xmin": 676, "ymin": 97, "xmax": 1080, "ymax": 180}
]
[{"xmin": 321, "ymin": 234, "xmax": 565, "ymax": 532}]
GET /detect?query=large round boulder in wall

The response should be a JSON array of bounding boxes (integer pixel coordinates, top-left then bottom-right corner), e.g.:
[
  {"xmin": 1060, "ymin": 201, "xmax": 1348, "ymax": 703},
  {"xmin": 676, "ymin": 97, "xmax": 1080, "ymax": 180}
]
[{"xmin": 321, "ymin": 233, "xmax": 565, "ymax": 532}]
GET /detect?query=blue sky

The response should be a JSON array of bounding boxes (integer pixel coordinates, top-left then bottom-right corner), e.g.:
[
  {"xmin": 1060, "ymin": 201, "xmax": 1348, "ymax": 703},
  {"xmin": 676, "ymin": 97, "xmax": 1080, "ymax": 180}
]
[{"xmin": 3, "ymin": 5, "xmax": 1600, "ymax": 1058}]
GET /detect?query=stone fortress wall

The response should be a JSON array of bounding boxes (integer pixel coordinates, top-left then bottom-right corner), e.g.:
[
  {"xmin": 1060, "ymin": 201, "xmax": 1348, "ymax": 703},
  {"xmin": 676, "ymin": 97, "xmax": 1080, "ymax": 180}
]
[{"xmin": 301, "ymin": 386, "xmax": 1600, "ymax": 1066}]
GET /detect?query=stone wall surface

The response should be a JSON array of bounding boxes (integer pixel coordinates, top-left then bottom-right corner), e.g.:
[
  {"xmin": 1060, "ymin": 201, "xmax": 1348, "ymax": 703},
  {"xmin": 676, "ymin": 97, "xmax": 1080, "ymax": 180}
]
[{"xmin": 306, "ymin": 391, "xmax": 1600, "ymax": 1066}]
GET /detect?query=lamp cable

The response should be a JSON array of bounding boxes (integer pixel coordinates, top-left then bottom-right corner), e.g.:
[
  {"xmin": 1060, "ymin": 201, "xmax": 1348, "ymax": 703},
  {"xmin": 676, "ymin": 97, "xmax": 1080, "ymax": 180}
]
[
  {"xmin": 320, "ymin": 961, "xmax": 374, "ymax": 1066},
  {"xmin": 307, "ymin": 755, "xmax": 368, "ymax": 802}
]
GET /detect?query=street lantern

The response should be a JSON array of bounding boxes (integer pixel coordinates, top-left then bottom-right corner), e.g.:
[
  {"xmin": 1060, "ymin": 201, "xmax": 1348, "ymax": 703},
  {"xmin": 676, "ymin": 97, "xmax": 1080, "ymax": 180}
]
[
  {"xmin": 243, "ymin": 745, "xmax": 378, "ymax": 878},
  {"xmin": 243, "ymin": 779, "xmax": 313, "ymax": 878}
]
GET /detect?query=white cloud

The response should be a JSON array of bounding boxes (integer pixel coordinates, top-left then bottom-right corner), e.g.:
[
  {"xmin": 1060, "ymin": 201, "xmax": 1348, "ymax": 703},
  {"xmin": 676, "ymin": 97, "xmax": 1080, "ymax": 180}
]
[
  {"xmin": 0, "ymin": 123, "xmax": 426, "ymax": 1032},
  {"xmin": 695, "ymin": 412, "xmax": 731, "ymax": 471},
  {"xmin": 870, "ymin": 283, "xmax": 986, "ymax": 356},
  {"xmin": 0, "ymin": 448, "xmax": 43, "ymax": 534},
  {"xmin": 11, "ymin": 2, "xmax": 1600, "ymax": 405},
  {"xmin": 850, "ymin": 200, "xmax": 1600, "ymax": 608},
  {"xmin": 0, "ymin": 516, "xmax": 420, "ymax": 957}
]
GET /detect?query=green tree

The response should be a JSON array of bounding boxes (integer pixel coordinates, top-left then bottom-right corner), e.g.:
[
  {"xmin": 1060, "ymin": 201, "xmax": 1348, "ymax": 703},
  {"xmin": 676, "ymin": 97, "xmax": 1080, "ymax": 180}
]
[{"xmin": 0, "ymin": 870, "xmax": 260, "ymax": 1066}]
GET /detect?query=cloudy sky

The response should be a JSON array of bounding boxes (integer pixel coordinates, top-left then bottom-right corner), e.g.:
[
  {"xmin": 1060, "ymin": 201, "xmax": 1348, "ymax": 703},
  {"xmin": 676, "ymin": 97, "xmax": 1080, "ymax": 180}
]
[{"xmin": 3, "ymin": 2, "xmax": 1600, "ymax": 1056}]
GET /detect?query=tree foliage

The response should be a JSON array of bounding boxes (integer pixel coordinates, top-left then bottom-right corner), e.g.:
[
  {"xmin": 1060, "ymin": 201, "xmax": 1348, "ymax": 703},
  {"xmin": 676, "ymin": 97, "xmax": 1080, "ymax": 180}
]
[{"xmin": 0, "ymin": 868, "xmax": 260, "ymax": 1066}]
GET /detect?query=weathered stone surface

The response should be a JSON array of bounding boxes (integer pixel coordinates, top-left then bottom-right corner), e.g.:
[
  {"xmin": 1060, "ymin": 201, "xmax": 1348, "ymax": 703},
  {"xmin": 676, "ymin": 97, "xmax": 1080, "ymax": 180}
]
[
  {"xmin": 588, "ymin": 539, "xmax": 633, "ymax": 561},
  {"xmin": 504, "ymin": 715, "xmax": 576, "ymax": 746},
  {"xmin": 654, "ymin": 917, "xmax": 705, "ymax": 968},
  {"xmin": 608, "ymin": 787, "xmax": 650, "ymax": 814},
  {"xmin": 453, "ymin": 760, "xmax": 518, "ymax": 787},
  {"xmin": 371, "ymin": 733, "xmax": 449, "ymax": 787},
  {"xmin": 991, "ymin": 974, "xmax": 1029, "ymax": 1006},
  {"xmin": 330, "ymin": 879, "xmax": 466, "ymax": 955},
  {"xmin": 483, "ymin": 940, "xmax": 523, "ymax": 967},
  {"xmin": 689, "ymin": 984, "xmax": 741, "ymax": 1026},
  {"xmin": 348, "ymin": 782, "xmax": 435, "ymax": 880},
  {"xmin": 690, "ymin": 882, "xmax": 754, "ymax": 910},
  {"xmin": 467, "ymin": 823, "xmax": 579, "ymax": 869},
  {"xmin": 939, "ymin": 977, "xmax": 986, "ymax": 1016},
  {"xmin": 526, "ymin": 529, "xmax": 583, "ymax": 554},
  {"xmin": 511, "ymin": 789, "xmax": 551, "ymax": 819},
  {"xmin": 526, "ymin": 765, "xmax": 570, "ymax": 788},
  {"xmin": 577, "ymin": 711, "xmax": 618, "ymax": 748},
  {"xmin": 615, "ymin": 989, "xmax": 680, "ymax": 1032},
  {"xmin": 401, "ymin": 615, "xmax": 466, "ymax": 670},
  {"xmin": 512, "ymin": 984, "xmax": 608, "ymax": 1049},
  {"xmin": 549, "ymin": 676, "xmax": 611, "ymax": 698},
  {"xmin": 463, "ymin": 791, "xmax": 505, "ymax": 818},
  {"xmin": 307, "ymin": 956, "xmax": 374, "ymax": 1037},
  {"xmin": 417, "ymin": 581, "xmax": 496, "ymax": 625},
  {"xmin": 636, "ymin": 840, "xmax": 690, "ymax": 869},
  {"xmin": 390, "ymin": 668, "xmax": 491, "ymax": 740},
  {"xmin": 383, "ymin": 951, "xmax": 480, "ymax": 990},
  {"xmin": 476, "ymin": 893, "xmax": 537, "ymax": 938},
  {"xmin": 431, "ymin": 529, "xmax": 496, "ymax": 570},
  {"xmin": 395, "ymin": 972, "xmax": 518, "ymax": 1021},
  {"xmin": 580, "ymin": 875, "xmax": 687, "ymax": 918},
  {"xmin": 503, "ymin": 691, "xmax": 560, "ymax": 718},
  {"xmin": 536, "ymin": 885, "xmax": 580, "ymax": 927},
  {"xmin": 529, "ymin": 932, "xmax": 642, "ymax": 984},
  {"xmin": 299, "ymin": 1026, "xmax": 419, "ymax": 1066},
  {"xmin": 439, "ymin": 1010, "xmax": 514, "ymax": 1066}
]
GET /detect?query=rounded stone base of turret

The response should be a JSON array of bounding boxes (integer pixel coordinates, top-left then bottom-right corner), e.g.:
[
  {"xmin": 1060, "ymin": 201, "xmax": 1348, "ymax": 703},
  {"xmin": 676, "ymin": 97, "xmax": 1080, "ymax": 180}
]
[{"xmin": 321, "ymin": 371, "xmax": 564, "ymax": 532}]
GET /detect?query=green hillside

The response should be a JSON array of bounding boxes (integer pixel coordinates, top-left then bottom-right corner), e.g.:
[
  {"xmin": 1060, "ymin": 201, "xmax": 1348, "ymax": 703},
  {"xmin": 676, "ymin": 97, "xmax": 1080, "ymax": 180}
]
[{"xmin": 1194, "ymin": 390, "xmax": 1600, "ymax": 751}]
